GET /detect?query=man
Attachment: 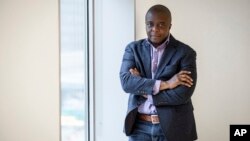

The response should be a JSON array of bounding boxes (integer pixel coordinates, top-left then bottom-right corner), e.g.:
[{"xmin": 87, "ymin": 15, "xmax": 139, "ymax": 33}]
[{"xmin": 119, "ymin": 4, "xmax": 197, "ymax": 141}]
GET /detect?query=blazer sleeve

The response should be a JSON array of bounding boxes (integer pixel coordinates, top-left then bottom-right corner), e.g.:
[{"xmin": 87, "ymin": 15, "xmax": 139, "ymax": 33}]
[
  {"xmin": 153, "ymin": 48, "xmax": 197, "ymax": 106},
  {"xmin": 119, "ymin": 43, "xmax": 156, "ymax": 95}
]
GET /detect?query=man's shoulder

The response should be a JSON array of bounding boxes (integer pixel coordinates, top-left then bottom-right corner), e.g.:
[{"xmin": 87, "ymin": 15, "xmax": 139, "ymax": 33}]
[
  {"xmin": 126, "ymin": 39, "xmax": 147, "ymax": 48},
  {"xmin": 172, "ymin": 37, "xmax": 196, "ymax": 54}
]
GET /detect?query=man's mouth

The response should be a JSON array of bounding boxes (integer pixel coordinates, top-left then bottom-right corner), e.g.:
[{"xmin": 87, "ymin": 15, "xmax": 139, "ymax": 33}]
[{"xmin": 151, "ymin": 35, "xmax": 161, "ymax": 38}]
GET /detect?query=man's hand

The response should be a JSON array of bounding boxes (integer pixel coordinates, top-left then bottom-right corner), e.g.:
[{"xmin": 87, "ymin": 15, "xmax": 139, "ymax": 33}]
[
  {"xmin": 167, "ymin": 70, "xmax": 193, "ymax": 89},
  {"xmin": 129, "ymin": 68, "xmax": 148, "ymax": 98},
  {"xmin": 129, "ymin": 68, "xmax": 140, "ymax": 76},
  {"xmin": 160, "ymin": 70, "xmax": 193, "ymax": 90}
]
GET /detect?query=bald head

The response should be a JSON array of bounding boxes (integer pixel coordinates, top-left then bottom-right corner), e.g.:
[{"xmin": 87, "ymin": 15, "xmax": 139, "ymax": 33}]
[{"xmin": 146, "ymin": 4, "xmax": 172, "ymax": 24}]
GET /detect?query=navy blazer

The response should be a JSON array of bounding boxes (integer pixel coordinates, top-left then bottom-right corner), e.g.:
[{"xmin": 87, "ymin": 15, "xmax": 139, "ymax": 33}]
[{"xmin": 120, "ymin": 35, "xmax": 197, "ymax": 141}]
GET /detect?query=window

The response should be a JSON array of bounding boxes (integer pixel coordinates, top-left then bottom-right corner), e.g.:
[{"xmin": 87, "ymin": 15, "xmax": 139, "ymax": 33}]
[
  {"xmin": 60, "ymin": 0, "xmax": 88, "ymax": 141},
  {"xmin": 59, "ymin": 1, "xmax": 134, "ymax": 141}
]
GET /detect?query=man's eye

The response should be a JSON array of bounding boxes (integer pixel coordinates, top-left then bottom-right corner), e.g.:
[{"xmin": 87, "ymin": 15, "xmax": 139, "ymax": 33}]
[
  {"xmin": 158, "ymin": 23, "xmax": 166, "ymax": 28},
  {"xmin": 146, "ymin": 23, "xmax": 153, "ymax": 27}
]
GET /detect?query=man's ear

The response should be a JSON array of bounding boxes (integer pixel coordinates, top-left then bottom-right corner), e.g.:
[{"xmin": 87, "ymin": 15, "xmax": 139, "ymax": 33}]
[{"xmin": 169, "ymin": 24, "xmax": 172, "ymax": 30}]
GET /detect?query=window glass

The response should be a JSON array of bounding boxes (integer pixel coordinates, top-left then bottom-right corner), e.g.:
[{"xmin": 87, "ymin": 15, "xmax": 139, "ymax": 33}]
[{"xmin": 60, "ymin": 0, "xmax": 87, "ymax": 141}]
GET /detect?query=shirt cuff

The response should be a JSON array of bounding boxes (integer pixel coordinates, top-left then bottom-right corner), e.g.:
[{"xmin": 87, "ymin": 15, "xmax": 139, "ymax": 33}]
[{"xmin": 153, "ymin": 80, "xmax": 161, "ymax": 95}]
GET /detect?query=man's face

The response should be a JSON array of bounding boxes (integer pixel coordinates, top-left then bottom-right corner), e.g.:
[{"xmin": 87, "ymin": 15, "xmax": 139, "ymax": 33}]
[{"xmin": 145, "ymin": 11, "xmax": 171, "ymax": 47}]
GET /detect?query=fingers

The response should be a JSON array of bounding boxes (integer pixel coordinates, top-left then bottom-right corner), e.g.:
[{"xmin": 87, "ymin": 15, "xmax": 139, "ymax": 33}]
[
  {"xmin": 129, "ymin": 68, "xmax": 134, "ymax": 73},
  {"xmin": 129, "ymin": 68, "xmax": 137, "ymax": 74},
  {"xmin": 180, "ymin": 81, "xmax": 192, "ymax": 87},
  {"xmin": 179, "ymin": 74, "xmax": 193, "ymax": 82},
  {"xmin": 129, "ymin": 68, "xmax": 140, "ymax": 76},
  {"xmin": 177, "ymin": 71, "xmax": 193, "ymax": 87},
  {"xmin": 178, "ymin": 70, "xmax": 191, "ymax": 75}
]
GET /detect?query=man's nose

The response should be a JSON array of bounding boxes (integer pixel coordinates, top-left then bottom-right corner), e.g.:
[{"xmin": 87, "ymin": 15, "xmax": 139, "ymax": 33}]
[{"xmin": 151, "ymin": 25, "xmax": 160, "ymax": 32}]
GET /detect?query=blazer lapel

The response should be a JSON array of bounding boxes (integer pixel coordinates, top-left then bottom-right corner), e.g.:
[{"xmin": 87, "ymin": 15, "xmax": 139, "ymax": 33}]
[
  {"xmin": 154, "ymin": 38, "xmax": 177, "ymax": 79},
  {"xmin": 141, "ymin": 41, "xmax": 152, "ymax": 78}
]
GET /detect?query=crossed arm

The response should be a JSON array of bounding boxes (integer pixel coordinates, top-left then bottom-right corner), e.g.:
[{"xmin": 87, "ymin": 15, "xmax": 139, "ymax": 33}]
[
  {"xmin": 130, "ymin": 68, "xmax": 193, "ymax": 90},
  {"xmin": 129, "ymin": 68, "xmax": 194, "ymax": 101},
  {"xmin": 120, "ymin": 45, "xmax": 197, "ymax": 106}
]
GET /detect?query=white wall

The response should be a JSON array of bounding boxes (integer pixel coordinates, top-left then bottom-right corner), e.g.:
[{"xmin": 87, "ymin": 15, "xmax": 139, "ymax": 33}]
[
  {"xmin": 93, "ymin": 0, "xmax": 134, "ymax": 141},
  {"xmin": 136, "ymin": 0, "xmax": 250, "ymax": 141},
  {"xmin": 0, "ymin": 1, "xmax": 60, "ymax": 141}
]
